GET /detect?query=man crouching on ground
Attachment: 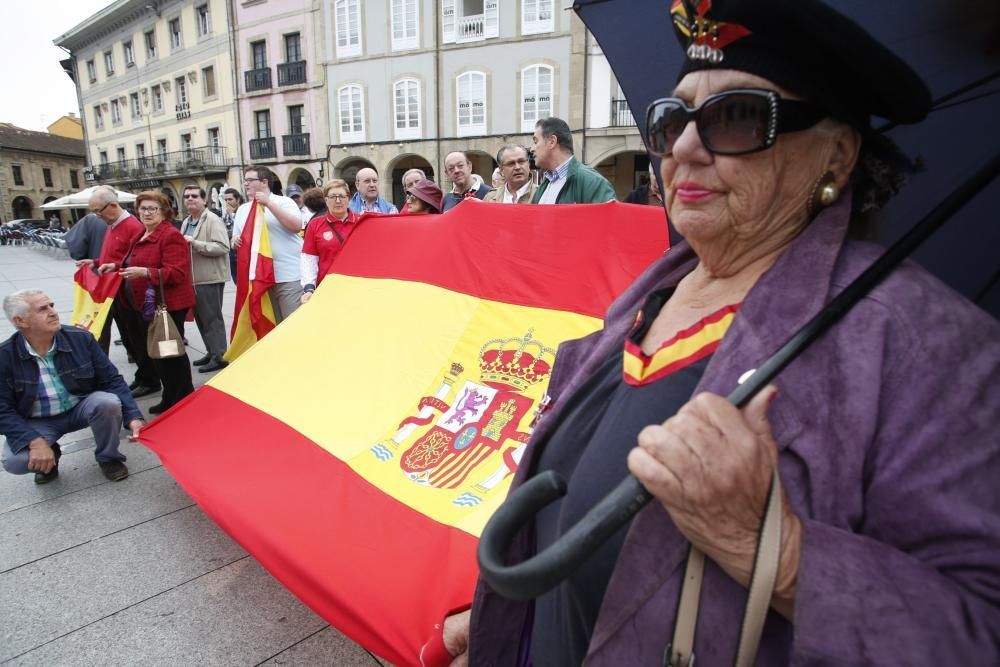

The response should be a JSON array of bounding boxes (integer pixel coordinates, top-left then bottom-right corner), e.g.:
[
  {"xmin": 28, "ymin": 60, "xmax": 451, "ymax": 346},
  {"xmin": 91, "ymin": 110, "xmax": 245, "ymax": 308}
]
[{"xmin": 0, "ymin": 289, "xmax": 144, "ymax": 484}]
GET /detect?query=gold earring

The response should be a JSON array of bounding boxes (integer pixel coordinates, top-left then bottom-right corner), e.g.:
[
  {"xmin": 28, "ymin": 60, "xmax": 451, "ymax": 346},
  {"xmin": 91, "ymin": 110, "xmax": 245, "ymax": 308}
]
[{"xmin": 808, "ymin": 172, "xmax": 840, "ymax": 217}]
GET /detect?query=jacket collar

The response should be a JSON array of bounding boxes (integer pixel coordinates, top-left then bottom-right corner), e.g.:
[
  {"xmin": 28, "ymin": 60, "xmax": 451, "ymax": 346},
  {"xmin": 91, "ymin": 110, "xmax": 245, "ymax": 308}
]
[{"xmin": 14, "ymin": 326, "xmax": 72, "ymax": 360}]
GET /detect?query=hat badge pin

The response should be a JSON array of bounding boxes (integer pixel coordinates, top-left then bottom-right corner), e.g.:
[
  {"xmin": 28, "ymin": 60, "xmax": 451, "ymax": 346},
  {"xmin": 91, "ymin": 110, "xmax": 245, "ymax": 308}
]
[{"xmin": 670, "ymin": 0, "xmax": 752, "ymax": 63}]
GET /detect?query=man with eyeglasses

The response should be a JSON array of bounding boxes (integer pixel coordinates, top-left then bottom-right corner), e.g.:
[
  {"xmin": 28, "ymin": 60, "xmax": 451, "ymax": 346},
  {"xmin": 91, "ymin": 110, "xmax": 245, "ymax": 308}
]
[
  {"xmin": 82, "ymin": 187, "xmax": 147, "ymax": 379},
  {"xmin": 531, "ymin": 117, "xmax": 616, "ymax": 205},
  {"xmin": 232, "ymin": 166, "xmax": 304, "ymax": 323},
  {"xmin": 484, "ymin": 145, "xmax": 537, "ymax": 204},
  {"xmin": 180, "ymin": 186, "xmax": 230, "ymax": 373},
  {"xmin": 441, "ymin": 152, "xmax": 492, "ymax": 212}
]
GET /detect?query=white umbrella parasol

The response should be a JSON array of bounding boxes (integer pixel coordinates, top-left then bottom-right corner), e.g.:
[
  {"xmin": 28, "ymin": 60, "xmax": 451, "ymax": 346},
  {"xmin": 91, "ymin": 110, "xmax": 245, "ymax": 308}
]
[{"xmin": 41, "ymin": 186, "xmax": 138, "ymax": 210}]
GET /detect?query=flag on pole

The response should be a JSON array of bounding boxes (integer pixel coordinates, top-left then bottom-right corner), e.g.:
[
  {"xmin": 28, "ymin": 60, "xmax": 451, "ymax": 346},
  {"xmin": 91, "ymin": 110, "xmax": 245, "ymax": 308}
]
[
  {"xmin": 140, "ymin": 201, "xmax": 670, "ymax": 666},
  {"xmin": 70, "ymin": 266, "xmax": 121, "ymax": 339},
  {"xmin": 224, "ymin": 203, "xmax": 277, "ymax": 361}
]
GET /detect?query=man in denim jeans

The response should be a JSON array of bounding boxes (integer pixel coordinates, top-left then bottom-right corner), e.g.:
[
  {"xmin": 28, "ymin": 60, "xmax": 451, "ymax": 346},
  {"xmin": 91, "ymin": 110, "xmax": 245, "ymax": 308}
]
[{"xmin": 0, "ymin": 289, "xmax": 144, "ymax": 484}]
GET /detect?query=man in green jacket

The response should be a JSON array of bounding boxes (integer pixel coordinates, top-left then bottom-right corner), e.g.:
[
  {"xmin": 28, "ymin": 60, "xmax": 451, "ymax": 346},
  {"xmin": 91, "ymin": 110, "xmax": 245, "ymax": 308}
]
[{"xmin": 530, "ymin": 117, "xmax": 617, "ymax": 205}]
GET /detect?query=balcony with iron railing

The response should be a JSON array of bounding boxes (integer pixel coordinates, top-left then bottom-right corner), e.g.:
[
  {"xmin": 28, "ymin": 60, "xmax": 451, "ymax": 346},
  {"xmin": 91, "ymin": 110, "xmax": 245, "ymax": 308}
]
[
  {"xmin": 282, "ymin": 133, "xmax": 310, "ymax": 156},
  {"xmin": 91, "ymin": 146, "xmax": 230, "ymax": 182},
  {"xmin": 456, "ymin": 15, "xmax": 485, "ymax": 42},
  {"xmin": 277, "ymin": 60, "xmax": 307, "ymax": 86},
  {"xmin": 249, "ymin": 137, "xmax": 277, "ymax": 160},
  {"xmin": 245, "ymin": 67, "xmax": 272, "ymax": 93},
  {"xmin": 610, "ymin": 98, "xmax": 637, "ymax": 128}
]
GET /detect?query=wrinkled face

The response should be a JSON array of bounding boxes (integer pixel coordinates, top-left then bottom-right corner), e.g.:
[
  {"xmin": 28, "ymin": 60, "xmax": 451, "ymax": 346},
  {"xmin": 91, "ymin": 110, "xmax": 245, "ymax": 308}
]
[
  {"xmin": 661, "ymin": 70, "xmax": 840, "ymax": 261},
  {"xmin": 500, "ymin": 147, "xmax": 531, "ymax": 190},
  {"xmin": 444, "ymin": 153, "xmax": 472, "ymax": 190},
  {"xmin": 325, "ymin": 187, "xmax": 350, "ymax": 217},
  {"xmin": 403, "ymin": 172, "xmax": 424, "ymax": 192},
  {"xmin": 136, "ymin": 199, "xmax": 165, "ymax": 227},
  {"xmin": 88, "ymin": 196, "xmax": 118, "ymax": 224},
  {"xmin": 356, "ymin": 169, "xmax": 380, "ymax": 200},
  {"xmin": 183, "ymin": 189, "xmax": 205, "ymax": 217},
  {"xmin": 531, "ymin": 127, "xmax": 557, "ymax": 171},
  {"xmin": 15, "ymin": 293, "xmax": 60, "ymax": 335},
  {"xmin": 243, "ymin": 170, "xmax": 268, "ymax": 197}
]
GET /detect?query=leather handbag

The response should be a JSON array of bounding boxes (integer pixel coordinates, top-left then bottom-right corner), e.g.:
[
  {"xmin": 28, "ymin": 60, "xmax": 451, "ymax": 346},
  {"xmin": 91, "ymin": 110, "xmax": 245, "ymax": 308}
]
[{"xmin": 146, "ymin": 269, "xmax": 185, "ymax": 359}]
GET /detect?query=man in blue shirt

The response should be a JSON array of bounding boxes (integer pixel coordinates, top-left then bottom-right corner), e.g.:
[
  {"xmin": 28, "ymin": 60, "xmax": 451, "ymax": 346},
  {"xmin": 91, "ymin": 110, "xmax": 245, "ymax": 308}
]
[{"xmin": 0, "ymin": 289, "xmax": 144, "ymax": 484}]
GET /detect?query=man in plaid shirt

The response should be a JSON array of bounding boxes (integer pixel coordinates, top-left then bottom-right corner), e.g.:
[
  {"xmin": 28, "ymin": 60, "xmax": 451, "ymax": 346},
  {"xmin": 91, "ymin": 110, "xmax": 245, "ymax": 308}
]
[{"xmin": 0, "ymin": 289, "xmax": 144, "ymax": 484}]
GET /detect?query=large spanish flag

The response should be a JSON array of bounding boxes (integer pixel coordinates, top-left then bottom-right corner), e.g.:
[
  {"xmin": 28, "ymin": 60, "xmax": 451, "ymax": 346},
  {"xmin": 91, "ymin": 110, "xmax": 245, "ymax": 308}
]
[
  {"xmin": 70, "ymin": 266, "xmax": 121, "ymax": 338},
  {"xmin": 141, "ymin": 201, "xmax": 669, "ymax": 666},
  {"xmin": 225, "ymin": 203, "xmax": 277, "ymax": 361}
]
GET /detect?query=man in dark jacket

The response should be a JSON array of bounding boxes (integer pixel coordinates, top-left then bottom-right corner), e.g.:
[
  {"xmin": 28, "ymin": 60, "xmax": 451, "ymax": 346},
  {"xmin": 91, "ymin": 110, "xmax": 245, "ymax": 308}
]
[
  {"xmin": 0, "ymin": 289, "xmax": 143, "ymax": 484},
  {"xmin": 531, "ymin": 117, "xmax": 616, "ymax": 204},
  {"xmin": 441, "ymin": 152, "xmax": 493, "ymax": 212},
  {"xmin": 64, "ymin": 213, "xmax": 107, "ymax": 262}
]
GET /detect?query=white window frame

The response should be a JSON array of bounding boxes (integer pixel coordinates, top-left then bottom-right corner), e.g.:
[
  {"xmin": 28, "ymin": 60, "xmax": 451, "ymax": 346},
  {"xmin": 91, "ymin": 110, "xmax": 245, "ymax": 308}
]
[
  {"xmin": 334, "ymin": 0, "xmax": 362, "ymax": 58},
  {"xmin": 151, "ymin": 85, "xmax": 163, "ymax": 113},
  {"xmin": 130, "ymin": 92, "xmax": 142, "ymax": 119},
  {"xmin": 145, "ymin": 30, "xmax": 157, "ymax": 59},
  {"xmin": 124, "ymin": 40, "xmax": 135, "ymax": 67},
  {"xmin": 393, "ymin": 78, "xmax": 421, "ymax": 140},
  {"xmin": 456, "ymin": 71, "xmax": 487, "ymax": 136},
  {"xmin": 93, "ymin": 105, "xmax": 104, "ymax": 130},
  {"xmin": 521, "ymin": 0, "xmax": 554, "ymax": 35},
  {"xmin": 169, "ymin": 18, "xmax": 182, "ymax": 50},
  {"xmin": 104, "ymin": 50, "xmax": 114, "ymax": 76},
  {"xmin": 196, "ymin": 4, "xmax": 210, "ymax": 36},
  {"xmin": 86, "ymin": 60, "xmax": 97, "ymax": 82},
  {"xmin": 338, "ymin": 84, "xmax": 365, "ymax": 143},
  {"xmin": 110, "ymin": 99, "xmax": 122, "ymax": 124},
  {"xmin": 521, "ymin": 64, "xmax": 553, "ymax": 132},
  {"xmin": 391, "ymin": 0, "xmax": 419, "ymax": 51},
  {"xmin": 443, "ymin": 0, "xmax": 498, "ymax": 44}
]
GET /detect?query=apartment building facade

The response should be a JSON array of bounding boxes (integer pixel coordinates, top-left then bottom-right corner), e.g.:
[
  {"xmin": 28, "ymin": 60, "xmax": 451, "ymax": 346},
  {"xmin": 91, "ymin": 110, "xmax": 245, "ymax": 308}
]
[
  {"xmin": 55, "ymin": 0, "xmax": 240, "ymax": 212},
  {"xmin": 0, "ymin": 125, "xmax": 86, "ymax": 222},
  {"xmin": 234, "ymin": 0, "xmax": 329, "ymax": 193},
  {"xmin": 323, "ymin": 0, "xmax": 644, "ymax": 207}
]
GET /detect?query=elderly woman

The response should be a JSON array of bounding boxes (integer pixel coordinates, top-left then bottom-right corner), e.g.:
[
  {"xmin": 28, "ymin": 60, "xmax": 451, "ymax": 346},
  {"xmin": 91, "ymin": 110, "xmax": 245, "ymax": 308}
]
[
  {"xmin": 405, "ymin": 178, "xmax": 444, "ymax": 215},
  {"xmin": 101, "ymin": 191, "xmax": 195, "ymax": 415},
  {"xmin": 445, "ymin": 1, "xmax": 1000, "ymax": 665},
  {"xmin": 300, "ymin": 179, "xmax": 359, "ymax": 304}
]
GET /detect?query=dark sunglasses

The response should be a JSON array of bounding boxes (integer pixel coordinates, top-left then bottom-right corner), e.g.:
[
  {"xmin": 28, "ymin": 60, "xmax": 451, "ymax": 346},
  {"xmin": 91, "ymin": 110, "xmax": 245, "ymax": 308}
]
[{"xmin": 645, "ymin": 89, "xmax": 825, "ymax": 158}]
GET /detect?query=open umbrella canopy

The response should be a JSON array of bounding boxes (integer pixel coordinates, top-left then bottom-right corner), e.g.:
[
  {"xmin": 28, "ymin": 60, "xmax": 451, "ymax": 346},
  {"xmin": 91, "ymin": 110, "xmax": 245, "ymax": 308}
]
[
  {"xmin": 574, "ymin": 0, "xmax": 1000, "ymax": 318},
  {"xmin": 40, "ymin": 186, "xmax": 138, "ymax": 210}
]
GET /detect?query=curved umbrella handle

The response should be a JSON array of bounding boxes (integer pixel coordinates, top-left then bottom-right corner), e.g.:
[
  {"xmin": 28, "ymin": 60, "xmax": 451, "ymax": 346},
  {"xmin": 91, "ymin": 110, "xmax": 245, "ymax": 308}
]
[
  {"xmin": 477, "ymin": 470, "xmax": 652, "ymax": 601},
  {"xmin": 477, "ymin": 151, "xmax": 1000, "ymax": 602}
]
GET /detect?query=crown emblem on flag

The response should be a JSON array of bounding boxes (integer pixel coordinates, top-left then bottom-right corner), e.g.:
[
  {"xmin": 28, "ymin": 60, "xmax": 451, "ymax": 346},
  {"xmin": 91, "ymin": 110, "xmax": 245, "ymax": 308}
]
[
  {"xmin": 670, "ymin": 0, "xmax": 751, "ymax": 63},
  {"xmin": 478, "ymin": 330, "xmax": 555, "ymax": 391}
]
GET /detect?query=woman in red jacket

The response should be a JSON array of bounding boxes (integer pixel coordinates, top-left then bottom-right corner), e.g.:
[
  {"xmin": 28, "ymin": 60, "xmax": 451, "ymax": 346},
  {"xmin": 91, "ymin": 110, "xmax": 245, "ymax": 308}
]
[{"xmin": 101, "ymin": 191, "xmax": 196, "ymax": 415}]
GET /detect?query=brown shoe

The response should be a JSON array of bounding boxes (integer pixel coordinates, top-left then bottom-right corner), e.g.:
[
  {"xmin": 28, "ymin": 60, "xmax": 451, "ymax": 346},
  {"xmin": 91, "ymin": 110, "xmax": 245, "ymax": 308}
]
[{"xmin": 99, "ymin": 460, "xmax": 129, "ymax": 481}]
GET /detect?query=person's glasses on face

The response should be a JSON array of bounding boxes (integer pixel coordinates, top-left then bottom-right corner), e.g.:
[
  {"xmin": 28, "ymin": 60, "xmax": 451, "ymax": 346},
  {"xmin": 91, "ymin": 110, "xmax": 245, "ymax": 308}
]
[
  {"xmin": 138, "ymin": 206, "xmax": 161, "ymax": 214},
  {"xmin": 503, "ymin": 158, "xmax": 529, "ymax": 169},
  {"xmin": 243, "ymin": 177, "xmax": 260, "ymax": 185},
  {"xmin": 183, "ymin": 193, "xmax": 201, "ymax": 199},
  {"xmin": 89, "ymin": 202, "xmax": 112, "ymax": 215},
  {"xmin": 644, "ymin": 88, "xmax": 823, "ymax": 158},
  {"xmin": 326, "ymin": 194, "xmax": 348, "ymax": 201}
]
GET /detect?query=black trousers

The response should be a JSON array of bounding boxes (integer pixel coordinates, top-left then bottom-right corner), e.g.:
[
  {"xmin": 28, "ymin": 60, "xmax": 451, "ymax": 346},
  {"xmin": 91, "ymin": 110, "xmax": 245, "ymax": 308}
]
[{"xmin": 120, "ymin": 307, "xmax": 193, "ymax": 407}]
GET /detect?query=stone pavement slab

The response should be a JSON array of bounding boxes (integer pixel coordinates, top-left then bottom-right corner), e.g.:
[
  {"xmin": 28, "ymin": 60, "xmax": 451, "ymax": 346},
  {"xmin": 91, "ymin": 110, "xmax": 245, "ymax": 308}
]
[{"xmin": 0, "ymin": 245, "xmax": 389, "ymax": 665}]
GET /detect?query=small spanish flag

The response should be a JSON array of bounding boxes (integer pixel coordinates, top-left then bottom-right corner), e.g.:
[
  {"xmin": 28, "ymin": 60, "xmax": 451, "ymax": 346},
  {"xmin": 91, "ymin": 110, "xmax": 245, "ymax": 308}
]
[
  {"xmin": 225, "ymin": 203, "xmax": 277, "ymax": 361},
  {"xmin": 141, "ymin": 201, "xmax": 670, "ymax": 666},
  {"xmin": 70, "ymin": 266, "xmax": 121, "ymax": 339}
]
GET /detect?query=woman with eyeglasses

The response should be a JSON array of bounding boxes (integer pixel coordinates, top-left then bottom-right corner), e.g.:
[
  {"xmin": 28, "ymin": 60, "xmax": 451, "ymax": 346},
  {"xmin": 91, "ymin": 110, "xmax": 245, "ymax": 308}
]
[
  {"xmin": 299, "ymin": 180, "xmax": 359, "ymax": 304},
  {"xmin": 405, "ymin": 178, "xmax": 443, "ymax": 215},
  {"xmin": 454, "ymin": 1, "xmax": 1000, "ymax": 665},
  {"xmin": 107, "ymin": 191, "xmax": 195, "ymax": 415}
]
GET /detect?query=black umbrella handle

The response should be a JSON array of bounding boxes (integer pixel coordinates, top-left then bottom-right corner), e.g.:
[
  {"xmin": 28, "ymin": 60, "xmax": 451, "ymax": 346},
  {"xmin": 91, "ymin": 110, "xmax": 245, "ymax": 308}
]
[{"xmin": 478, "ymin": 151, "xmax": 1000, "ymax": 602}]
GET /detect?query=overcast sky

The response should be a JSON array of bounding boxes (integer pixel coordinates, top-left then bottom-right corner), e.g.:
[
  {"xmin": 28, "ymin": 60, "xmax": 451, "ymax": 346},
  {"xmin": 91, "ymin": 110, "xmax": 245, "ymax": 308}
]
[{"xmin": 0, "ymin": 0, "xmax": 117, "ymax": 132}]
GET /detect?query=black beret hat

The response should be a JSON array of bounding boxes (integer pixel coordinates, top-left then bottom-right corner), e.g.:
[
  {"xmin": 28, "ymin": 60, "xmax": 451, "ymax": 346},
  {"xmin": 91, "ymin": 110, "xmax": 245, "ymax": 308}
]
[{"xmin": 672, "ymin": 0, "xmax": 932, "ymax": 128}]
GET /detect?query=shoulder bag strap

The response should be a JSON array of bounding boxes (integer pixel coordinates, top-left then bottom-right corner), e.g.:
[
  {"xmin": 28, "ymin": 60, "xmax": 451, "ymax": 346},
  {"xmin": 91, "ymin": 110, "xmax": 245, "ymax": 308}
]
[
  {"xmin": 667, "ymin": 468, "xmax": 784, "ymax": 667},
  {"xmin": 156, "ymin": 268, "xmax": 168, "ymax": 307}
]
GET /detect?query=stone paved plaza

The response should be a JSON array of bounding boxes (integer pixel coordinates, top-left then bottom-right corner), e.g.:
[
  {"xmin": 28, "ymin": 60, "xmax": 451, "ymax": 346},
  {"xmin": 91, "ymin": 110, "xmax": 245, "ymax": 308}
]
[{"xmin": 0, "ymin": 243, "xmax": 385, "ymax": 666}]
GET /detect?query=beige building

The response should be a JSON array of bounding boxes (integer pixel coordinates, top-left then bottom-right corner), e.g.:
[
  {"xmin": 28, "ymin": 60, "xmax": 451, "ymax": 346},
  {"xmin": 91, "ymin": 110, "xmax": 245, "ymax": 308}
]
[
  {"xmin": 54, "ymin": 0, "xmax": 241, "ymax": 212},
  {"xmin": 0, "ymin": 124, "xmax": 85, "ymax": 223}
]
